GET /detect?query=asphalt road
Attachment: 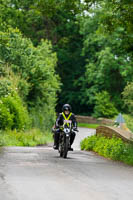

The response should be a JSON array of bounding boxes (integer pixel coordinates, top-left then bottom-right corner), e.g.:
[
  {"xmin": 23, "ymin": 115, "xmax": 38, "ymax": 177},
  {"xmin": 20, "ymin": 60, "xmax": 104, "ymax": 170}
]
[{"xmin": 0, "ymin": 127, "xmax": 133, "ymax": 200}]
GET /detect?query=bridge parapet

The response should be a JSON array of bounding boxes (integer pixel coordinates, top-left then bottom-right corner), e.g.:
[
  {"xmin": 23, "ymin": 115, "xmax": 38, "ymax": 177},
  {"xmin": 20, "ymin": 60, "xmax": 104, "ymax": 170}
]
[{"xmin": 96, "ymin": 126, "xmax": 133, "ymax": 142}]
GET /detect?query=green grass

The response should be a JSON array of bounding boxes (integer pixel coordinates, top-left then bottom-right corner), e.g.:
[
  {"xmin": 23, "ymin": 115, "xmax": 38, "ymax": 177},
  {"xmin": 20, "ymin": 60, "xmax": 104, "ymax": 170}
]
[
  {"xmin": 113, "ymin": 114, "xmax": 133, "ymax": 133},
  {"xmin": 123, "ymin": 114, "xmax": 133, "ymax": 133},
  {"xmin": 78, "ymin": 123, "xmax": 99, "ymax": 129},
  {"xmin": 0, "ymin": 128, "xmax": 53, "ymax": 147},
  {"xmin": 80, "ymin": 134, "xmax": 133, "ymax": 166}
]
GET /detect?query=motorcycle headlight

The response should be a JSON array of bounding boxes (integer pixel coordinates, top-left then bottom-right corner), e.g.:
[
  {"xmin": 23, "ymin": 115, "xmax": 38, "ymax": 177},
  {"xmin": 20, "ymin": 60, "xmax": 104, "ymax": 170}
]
[{"xmin": 64, "ymin": 128, "xmax": 70, "ymax": 133}]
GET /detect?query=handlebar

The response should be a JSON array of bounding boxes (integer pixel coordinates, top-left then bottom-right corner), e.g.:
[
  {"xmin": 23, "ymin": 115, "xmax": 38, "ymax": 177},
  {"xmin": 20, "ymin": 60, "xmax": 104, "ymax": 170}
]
[
  {"xmin": 53, "ymin": 127, "xmax": 79, "ymax": 132},
  {"xmin": 73, "ymin": 128, "xmax": 79, "ymax": 132}
]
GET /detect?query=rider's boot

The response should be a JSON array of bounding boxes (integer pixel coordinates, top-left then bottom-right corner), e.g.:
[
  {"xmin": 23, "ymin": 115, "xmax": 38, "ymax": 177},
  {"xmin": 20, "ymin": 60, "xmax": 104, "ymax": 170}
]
[
  {"xmin": 68, "ymin": 146, "xmax": 73, "ymax": 151},
  {"xmin": 68, "ymin": 132, "xmax": 76, "ymax": 151}
]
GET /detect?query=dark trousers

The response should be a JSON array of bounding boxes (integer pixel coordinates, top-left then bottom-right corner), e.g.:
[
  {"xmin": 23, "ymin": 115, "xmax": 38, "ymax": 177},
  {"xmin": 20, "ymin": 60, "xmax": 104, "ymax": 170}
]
[{"xmin": 54, "ymin": 130, "xmax": 76, "ymax": 147}]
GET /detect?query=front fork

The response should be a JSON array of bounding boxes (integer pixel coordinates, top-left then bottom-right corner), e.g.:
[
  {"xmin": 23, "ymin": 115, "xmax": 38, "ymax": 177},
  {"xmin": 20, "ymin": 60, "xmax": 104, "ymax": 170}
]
[{"xmin": 59, "ymin": 133, "xmax": 70, "ymax": 151}]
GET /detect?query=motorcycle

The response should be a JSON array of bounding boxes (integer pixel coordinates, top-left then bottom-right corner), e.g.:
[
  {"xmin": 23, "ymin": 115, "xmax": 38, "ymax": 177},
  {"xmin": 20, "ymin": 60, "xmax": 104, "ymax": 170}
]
[{"xmin": 58, "ymin": 120, "xmax": 78, "ymax": 158}]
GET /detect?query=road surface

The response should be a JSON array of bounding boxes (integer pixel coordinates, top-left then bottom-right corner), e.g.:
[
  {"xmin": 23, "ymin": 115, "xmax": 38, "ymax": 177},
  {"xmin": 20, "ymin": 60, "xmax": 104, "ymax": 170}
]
[{"xmin": 0, "ymin": 127, "xmax": 133, "ymax": 200}]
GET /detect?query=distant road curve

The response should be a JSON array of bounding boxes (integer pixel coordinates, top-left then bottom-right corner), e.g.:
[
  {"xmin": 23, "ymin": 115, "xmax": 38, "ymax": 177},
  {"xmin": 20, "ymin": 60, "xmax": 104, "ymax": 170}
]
[{"xmin": 73, "ymin": 127, "xmax": 96, "ymax": 150}]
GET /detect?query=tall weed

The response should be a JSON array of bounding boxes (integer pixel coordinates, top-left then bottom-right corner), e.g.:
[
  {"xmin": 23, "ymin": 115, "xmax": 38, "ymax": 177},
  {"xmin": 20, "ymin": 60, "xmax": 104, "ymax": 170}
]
[{"xmin": 0, "ymin": 129, "xmax": 53, "ymax": 147}]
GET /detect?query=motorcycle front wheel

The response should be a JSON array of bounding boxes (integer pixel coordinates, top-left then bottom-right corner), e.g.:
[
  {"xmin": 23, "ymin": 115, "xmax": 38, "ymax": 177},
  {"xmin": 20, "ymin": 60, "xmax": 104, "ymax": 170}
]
[{"xmin": 62, "ymin": 136, "xmax": 69, "ymax": 158}]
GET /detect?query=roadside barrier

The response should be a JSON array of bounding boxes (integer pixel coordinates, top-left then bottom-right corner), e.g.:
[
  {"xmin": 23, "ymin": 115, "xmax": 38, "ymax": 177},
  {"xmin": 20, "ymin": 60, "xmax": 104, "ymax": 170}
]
[{"xmin": 96, "ymin": 126, "xmax": 133, "ymax": 142}]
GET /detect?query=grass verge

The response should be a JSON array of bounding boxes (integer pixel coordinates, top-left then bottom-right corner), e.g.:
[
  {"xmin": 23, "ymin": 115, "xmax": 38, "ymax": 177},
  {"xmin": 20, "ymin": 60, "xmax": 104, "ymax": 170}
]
[
  {"xmin": 0, "ymin": 128, "xmax": 53, "ymax": 147},
  {"xmin": 80, "ymin": 134, "xmax": 133, "ymax": 166},
  {"xmin": 123, "ymin": 114, "xmax": 133, "ymax": 133},
  {"xmin": 78, "ymin": 123, "xmax": 99, "ymax": 129}
]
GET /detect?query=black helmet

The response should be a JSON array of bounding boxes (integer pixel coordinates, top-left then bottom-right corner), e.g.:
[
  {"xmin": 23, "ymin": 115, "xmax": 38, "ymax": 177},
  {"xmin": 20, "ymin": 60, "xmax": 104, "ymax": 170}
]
[{"xmin": 62, "ymin": 104, "xmax": 72, "ymax": 112}]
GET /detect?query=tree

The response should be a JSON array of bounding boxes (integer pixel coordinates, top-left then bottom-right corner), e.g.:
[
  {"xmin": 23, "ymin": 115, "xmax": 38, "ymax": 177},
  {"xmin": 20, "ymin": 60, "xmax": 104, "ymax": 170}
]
[
  {"xmin": 93, "ymin": 0, "xmax": 133, "ymax": 52},
  {"xmin": 78, "ymin": 7, "xmax": 133, "ymax": 114},
  {"xmin": 122, "ymin": 82, "xmax": 133, "ymax": 116},
  {"xmin": 93, "ymin": 91, "xmax": 118, "ymax": 118},
  {"xmin": 0, "ymin": 0, "xmax": 94, "ymax": 114},
  {"xmin": 0, "ymin": 24, "xmax": 60, "ymax": 130},
  {"xmin": 1, "ymin": 0, "xmax": 133, "ymax": 116}
]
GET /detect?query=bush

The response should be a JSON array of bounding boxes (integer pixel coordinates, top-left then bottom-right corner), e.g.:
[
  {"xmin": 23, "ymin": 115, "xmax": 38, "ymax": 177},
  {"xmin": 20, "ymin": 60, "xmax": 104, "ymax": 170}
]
[
  {"xmin": 81, "ymin": 135, "xmax": 97, "ymax": 150},
  {"xmin": 81, "ymin": 135, "xmax": 133, "ymax": 165},
  {"xmin": 93, "ymin": 91, "xmax": 118, "ymax": 118},
  {"xmin": 0, "ymin": 101, "xmax": 14, "ymax": 129},
  {"xmin": 0, "ymin": 94, "xmax": 31, "ymax": 130},
  {"xmin": 0, "ymin": 78, "xmax": 12, "ymax": 97}
]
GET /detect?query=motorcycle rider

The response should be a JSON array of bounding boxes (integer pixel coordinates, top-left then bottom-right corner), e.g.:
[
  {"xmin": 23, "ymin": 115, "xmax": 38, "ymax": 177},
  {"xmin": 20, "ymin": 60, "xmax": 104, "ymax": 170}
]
[{"xmin": 53, "ymin": 104, "xmax": 78, "ymax": 151}]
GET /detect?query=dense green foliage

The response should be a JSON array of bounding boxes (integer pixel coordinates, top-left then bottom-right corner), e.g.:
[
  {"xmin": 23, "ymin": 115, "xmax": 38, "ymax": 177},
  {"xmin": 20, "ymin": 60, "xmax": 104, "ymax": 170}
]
[
  {"xmin": 81, "ymin": 135, "xmax": 133, "ymax": 165},
  {"xmin": 0, "ymin": 0, "xmax": 133, "ymax": 117},
  {"xmin": 78, "ymin": 10, "xmax": 133, "ymax": 115},
  {"xmin": 0, "ymin": 25, "xmax": 60, "ymax": 133},
  {"xmin": 0, "ymin": 26, "xmax": 60, "ymax": 108},
  {"xmin": 122, "ymin": 83, "xmax": 133, "ymax": 116},
  {"xmin": 93, "ymin": 91, "xmax": 118, "ymax": 118},
  {"xmin": 0, "ymin": 0, "xmax": 90, "ymax": 114},
  {"xmin": 0, "ymin": 74, "xmax": 31, "ymax": 130},
  {"xmin": 0, "ymin": 0, "xmax": 133, "ymax": 144},
  {"xmin": 0, "ymin": 94, "xmax": 31, "ymax": 130}
]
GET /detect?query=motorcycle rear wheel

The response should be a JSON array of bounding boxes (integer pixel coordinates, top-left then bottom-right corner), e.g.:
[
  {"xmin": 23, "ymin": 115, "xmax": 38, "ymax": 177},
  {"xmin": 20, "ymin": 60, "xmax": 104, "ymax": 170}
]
[{"xmin": 59, "ymin": 144, "xmax": 63, "ymax": 157}]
